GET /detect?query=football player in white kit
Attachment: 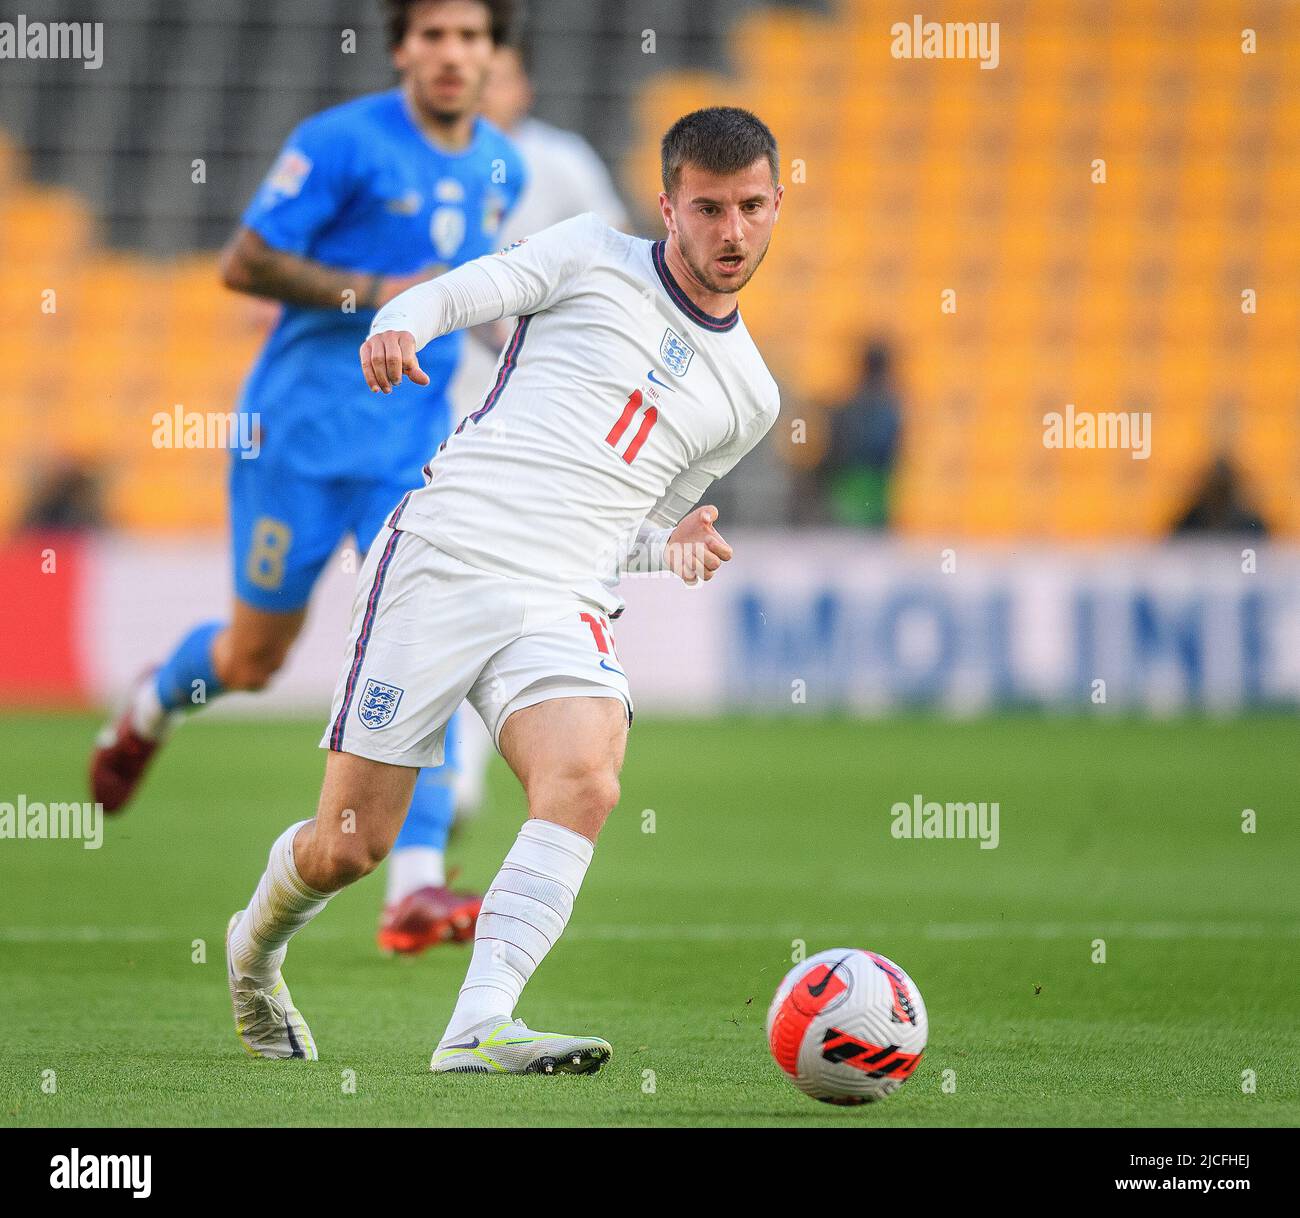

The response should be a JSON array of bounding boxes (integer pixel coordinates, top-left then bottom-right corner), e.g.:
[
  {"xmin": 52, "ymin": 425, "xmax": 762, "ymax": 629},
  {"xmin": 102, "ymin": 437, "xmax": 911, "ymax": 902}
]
[
  {"xmin": 224, "ymin": 107, "xmax": 783, "ymax": 1074},
  {"xmin": 433, "ymin": 44, "xmax": 629, "ymax": 832}
]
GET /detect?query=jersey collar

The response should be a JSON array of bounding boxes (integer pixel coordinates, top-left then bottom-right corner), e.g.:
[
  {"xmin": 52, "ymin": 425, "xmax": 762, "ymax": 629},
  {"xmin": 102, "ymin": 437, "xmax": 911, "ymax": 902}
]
[{"xmin": 652, "ymin": 240, "xmax": 740, "ymax": 332}]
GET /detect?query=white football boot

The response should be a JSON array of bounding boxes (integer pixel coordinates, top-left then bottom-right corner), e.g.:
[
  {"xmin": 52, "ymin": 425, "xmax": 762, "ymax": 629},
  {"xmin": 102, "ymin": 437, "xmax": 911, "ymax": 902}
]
[
  {"xmin": 225, "ymin": 912, "xmax": 318, "ymax": 1060},
  {"xmin": 430, "ymin": 1018, "xmax": 612, "ymax": 1075}
]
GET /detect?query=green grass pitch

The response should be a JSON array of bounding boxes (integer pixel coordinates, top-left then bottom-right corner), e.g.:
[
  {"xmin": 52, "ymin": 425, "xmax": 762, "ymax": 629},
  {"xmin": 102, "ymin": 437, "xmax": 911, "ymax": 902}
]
[{"xmin": 1, "ymin": 711, "xmax": 1296, "ymax": 1127}]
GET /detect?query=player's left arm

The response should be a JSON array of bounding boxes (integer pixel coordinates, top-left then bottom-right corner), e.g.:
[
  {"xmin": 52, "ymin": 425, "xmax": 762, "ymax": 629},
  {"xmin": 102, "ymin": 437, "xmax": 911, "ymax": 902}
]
[
  {"xmin": 626, "ymin": 407, "xmax": 777, "ymax": 586},
  {"xmin": 621, "ymin": 466, "xmax": 726, "ymax": 586}
]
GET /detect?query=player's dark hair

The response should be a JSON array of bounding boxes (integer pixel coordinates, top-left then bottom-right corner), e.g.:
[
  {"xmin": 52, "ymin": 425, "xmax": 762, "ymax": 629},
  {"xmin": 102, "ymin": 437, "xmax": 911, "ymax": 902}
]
[
  {"xmin": 382, "ymin": 0, "xmax": 515, "ymax": 50},
  {"xmin": 660, "ymin": 107, "xmax": 779, "ymax": 196}
]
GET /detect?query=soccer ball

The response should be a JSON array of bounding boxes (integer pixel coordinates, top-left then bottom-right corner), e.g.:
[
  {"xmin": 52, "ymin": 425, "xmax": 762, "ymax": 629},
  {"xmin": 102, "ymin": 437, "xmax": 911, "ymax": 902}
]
[{"xmin": 766, "ymin": 947, "xmax": 928, "ymax": 1105}]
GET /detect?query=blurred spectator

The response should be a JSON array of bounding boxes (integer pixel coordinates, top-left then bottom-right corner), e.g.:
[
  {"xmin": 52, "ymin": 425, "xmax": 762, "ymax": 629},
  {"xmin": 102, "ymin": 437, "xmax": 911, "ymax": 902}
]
[
  {"xmin": 20, "ymin": 462, "xmax": 104, "ymax": 531},
  {"xmin": 1171, "ymin": 454, "xmax": 1268, "ymax": 537},
  {"xmin": 819, "ymin": 342, "xmax": 902, "ymax": 527}
]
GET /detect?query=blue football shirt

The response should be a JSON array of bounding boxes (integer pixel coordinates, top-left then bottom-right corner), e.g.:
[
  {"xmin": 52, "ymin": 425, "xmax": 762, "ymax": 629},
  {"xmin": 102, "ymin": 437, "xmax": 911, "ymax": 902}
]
[{"xmin": 238, "ymin": 89, "xmax": 526, "ymax": 481}]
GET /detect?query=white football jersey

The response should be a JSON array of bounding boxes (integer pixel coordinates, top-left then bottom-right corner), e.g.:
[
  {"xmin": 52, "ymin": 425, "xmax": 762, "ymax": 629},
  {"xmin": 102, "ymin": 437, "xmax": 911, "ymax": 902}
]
[{"xmin": 374, "ymin": 212, "xmax": 781, "ymax": 613}]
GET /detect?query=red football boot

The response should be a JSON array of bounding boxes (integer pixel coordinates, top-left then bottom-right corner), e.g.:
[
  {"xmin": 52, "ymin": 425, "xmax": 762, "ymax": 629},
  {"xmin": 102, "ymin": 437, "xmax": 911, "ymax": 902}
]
[
  {"xmin": 377, "ymin": 884, "xmax": 483, "ymax": 955},
  {"xmin": 89, "ymin": 672, "xmax": 166, "ymax": 813}
]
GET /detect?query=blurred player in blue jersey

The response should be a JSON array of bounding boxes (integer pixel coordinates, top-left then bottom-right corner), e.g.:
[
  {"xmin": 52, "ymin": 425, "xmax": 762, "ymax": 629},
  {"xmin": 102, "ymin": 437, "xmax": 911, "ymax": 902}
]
[{"xmin": 90, "ymin": 0, "xmax": 524, "ymax": 954}]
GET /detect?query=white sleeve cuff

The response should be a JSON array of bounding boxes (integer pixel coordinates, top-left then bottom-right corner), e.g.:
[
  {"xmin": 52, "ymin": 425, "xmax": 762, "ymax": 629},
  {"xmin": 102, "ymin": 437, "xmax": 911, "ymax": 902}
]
[{"xmin": 623, "ymin": 524, "xmax": 672, "ymax": 576}]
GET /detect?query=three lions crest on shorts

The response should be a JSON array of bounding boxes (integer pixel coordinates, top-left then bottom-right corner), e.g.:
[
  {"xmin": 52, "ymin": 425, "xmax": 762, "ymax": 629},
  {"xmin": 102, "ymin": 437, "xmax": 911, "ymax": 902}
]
[{"xmin": 358, "ymin": 679, "xmax": 404, "ymax": 729}]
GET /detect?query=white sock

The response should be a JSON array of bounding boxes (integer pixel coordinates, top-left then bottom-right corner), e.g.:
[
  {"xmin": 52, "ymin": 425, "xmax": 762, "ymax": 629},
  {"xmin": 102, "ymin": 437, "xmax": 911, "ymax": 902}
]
[
  {"xmin": 440, "ymin": 818, "xmax": 594, "ymax": 1044},
  {"xmin": 385, "ymin": 845, "xmax": 446, "ymax": 905},
  {"xmin": 130, "ymin": 675, "xmax": 170, "ymax": 740},
  {"xmin": 230, "ymin": 820, "xmax": 331, "ymax": 986}
]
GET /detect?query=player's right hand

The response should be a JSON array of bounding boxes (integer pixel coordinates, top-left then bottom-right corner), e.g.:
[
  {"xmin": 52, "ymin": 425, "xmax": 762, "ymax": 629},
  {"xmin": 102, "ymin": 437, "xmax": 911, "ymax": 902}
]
[{"xmin": 360, "ymin": 329, "xmax": 430, "ymax": 394}]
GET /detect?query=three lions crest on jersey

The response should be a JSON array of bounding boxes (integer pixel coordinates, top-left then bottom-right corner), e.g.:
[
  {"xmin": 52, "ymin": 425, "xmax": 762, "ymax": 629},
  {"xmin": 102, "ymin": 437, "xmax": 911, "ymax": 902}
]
[{"xmin": 659, "ymin": 328, "xmax": 695, "ymax": 376}]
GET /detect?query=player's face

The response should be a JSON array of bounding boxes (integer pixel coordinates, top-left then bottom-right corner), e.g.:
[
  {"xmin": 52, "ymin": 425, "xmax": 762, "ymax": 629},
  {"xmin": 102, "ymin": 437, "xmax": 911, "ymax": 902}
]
[
  {"xmin": 661, "ymin": 159, "xmax": 783, "ymax": 295},
  {"xmin": 393, "ymin": 0, "xmax": 495, "ymax": 123}
]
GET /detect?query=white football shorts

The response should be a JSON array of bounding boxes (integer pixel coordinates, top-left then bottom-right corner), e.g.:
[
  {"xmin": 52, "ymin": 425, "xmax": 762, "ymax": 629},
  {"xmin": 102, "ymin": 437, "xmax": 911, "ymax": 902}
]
[{"xmin": 321, "ymin": 524, "xmax": 633, "ymax": 768}]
